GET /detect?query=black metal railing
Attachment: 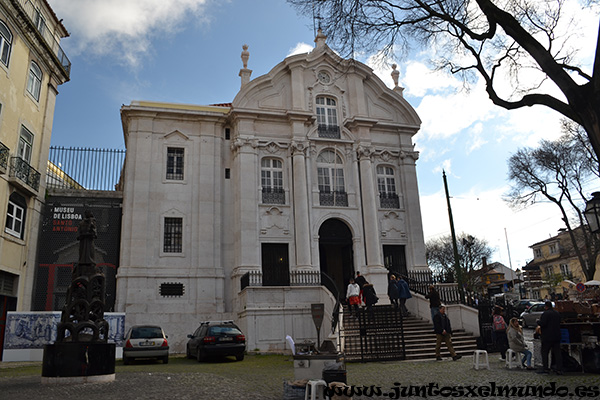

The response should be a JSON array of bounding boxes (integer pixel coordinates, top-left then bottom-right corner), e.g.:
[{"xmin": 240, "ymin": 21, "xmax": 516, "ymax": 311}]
[
  {"xmin": 47, "ymin": 146, "xmax": 126, "ymax": 191},
  {"xmin": 380, "ymin": 192, "xmax": 400, "ymax": 209},
  {"xmin": 0, "ymin": 141, "xmax": 8, "ymax": 173},
  {"xmin": 17, "ymin": 0, "xmax": 71, "ymax": 77},
  {"xmin": 319, "ymin": 190, "xmax": 348, "ymax": 206},
  {"xmin": 318, "ymin": 124, "xmax": 341, "ymax": 139},
  {"xmin": 9, "ymin": 156, "xmax": 40, "ymax": 191},
  {"xmin": 405, "ymin": 270, "xmax": 484, "ymax": 308},
  {"xmin": 261, "ymin": 187, "xmax": 285, "ymax": 204}
]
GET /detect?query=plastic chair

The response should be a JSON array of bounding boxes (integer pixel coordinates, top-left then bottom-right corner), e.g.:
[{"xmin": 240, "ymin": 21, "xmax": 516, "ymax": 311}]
[
  {"xmin": 505, "ymin": 349, "xmax": 522, "ymax": 369},
  {"xmin": 305, "ymin": 379, "xmax": 327, "ymax": 400},
  {"xmin": 472, "ymin": 350, "xmax": 490, "ymax": 370}
]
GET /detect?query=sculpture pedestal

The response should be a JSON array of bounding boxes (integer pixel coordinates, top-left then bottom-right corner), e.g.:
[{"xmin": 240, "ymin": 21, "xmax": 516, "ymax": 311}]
[{"xmin": 41, "ymin": 342, "xmax": 115, "ymax": 383}]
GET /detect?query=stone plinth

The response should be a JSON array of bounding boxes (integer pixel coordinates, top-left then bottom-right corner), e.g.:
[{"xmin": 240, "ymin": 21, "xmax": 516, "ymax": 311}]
[{"xmin": 41, "ymin": 342, "xmax": 115, "ymax": 383}]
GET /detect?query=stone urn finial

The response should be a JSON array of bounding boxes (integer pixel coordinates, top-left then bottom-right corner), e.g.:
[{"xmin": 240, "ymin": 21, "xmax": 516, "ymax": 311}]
[{"xmin": 241, "ymin": 44, "xmax": 249, "ymax": 69}]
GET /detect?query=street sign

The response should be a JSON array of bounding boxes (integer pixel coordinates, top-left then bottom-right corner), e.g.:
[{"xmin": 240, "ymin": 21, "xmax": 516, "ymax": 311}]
[{"xmin": 576, "ymin": 282, "xmax": 586, "ymax": 293}]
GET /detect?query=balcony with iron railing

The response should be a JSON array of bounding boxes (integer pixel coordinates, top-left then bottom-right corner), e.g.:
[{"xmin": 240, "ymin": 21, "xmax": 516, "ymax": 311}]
[
  {"xmin": 9, "ymin": 156, "xmax": 41, "ymax": 193},
  {"xmin": 317, "ymin": 124, "xmax": 341, "ymax": 139},
  {"xmin": 380, "ymin": 192, "xmax": 400, "ymax": 209},
  {"xmin": 319, "ymin": 190, "xmax": 348, "ymax": 207},
  {"xmin": 0, "ymin": 142, "xmax": 8, "ymax": 173},
  {"xmin": 240, "ymin": 269, "xmax": 322, "ymax": 291},
  {"xmin": 16, "ymin": 0, "xmax": 71, "ymax": 78},
  {"xmin": 261, "ymin": 187, "xmax": 285, "ymax": 205}
]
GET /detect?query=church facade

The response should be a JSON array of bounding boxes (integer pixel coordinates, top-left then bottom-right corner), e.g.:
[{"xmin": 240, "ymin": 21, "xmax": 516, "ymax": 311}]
[{"xmin": 117, "ymin": 31, "xmax": 428, "ymax": 352}]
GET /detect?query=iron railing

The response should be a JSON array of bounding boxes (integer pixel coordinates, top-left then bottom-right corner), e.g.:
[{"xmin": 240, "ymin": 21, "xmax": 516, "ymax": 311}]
[
  {"xmin": 0, "ymin": 141, "xmax": 8, "ymax": 173},
  {"xmin": 9, "ymin": 156, "xmax": 40, "ymax": 191},
  {"xmin": 16, "ymin": 0, "xmax": 71, "ymax": 77},
  {"xmin": 379, "ymin": 192, "xmax": 400, "ymax": 209},
  {"xmin": 319, "ymin": 190, "xmax": 348, "ymax": 207},
  {"xmin": 47, "ymin": 146, "xmax": 126, "ymax": 191},
  {"xmin": 261, "ymin": 187, "xmax": 285, "ymax": 204},
  {"xmin": 318, "ymin": 124, "xmax": 341, "ymax": 139}
]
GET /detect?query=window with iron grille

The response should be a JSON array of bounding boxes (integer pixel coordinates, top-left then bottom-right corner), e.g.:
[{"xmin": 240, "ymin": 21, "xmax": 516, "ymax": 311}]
[
  {"xmin": 316, "ymin": 96, "xmax": 340, "ymax": 138},
  {"xmin": 0, "ymin": 20, "xmax": 12, "ymax": 67},
  {"xmin": 27, "ymin": 61, "xmax": 42, "ymax": 101},
  {"xmin": 166, "ymin": 147, "xmax": 184, "ymax": 180},
  {"xmin": 317, "ymin": 150, "xmax": 346, "ymax": 206},
  {"xmin": 261, "ymin": 158, "xmax": 284, "ymax": 204},
  {"xmin": 377, "ymin": 165, "xmax": 399, "ymax": 208},
  {"xmin": 163, "ymin": 217, "xmax": 182, "ymax": 253},
  {"xmin": 160, "ymin": 282, "xmax": 185, "ymax": 296}
]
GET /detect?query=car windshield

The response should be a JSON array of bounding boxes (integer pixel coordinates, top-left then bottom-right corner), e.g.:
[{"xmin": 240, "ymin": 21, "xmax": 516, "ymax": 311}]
[
  {"xmin": 131, "ymin": 327, "xmax": 163, "ymax": 339},
  {"xmin": 208, "ymin": 326, "xmax": 242, "ymax": 336}
]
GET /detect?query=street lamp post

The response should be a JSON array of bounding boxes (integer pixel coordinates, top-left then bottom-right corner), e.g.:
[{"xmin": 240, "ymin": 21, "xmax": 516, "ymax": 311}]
[{"xmin": 584, "ymin": 192, "xmax": 600, "ymax": 233}]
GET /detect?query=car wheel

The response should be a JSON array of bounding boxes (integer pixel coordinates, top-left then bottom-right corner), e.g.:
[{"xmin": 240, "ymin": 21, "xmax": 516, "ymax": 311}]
[
  {"xmin": 162, "ymin": 356, "xmax": 169, "ymax": 364},
  {"xmin": 197, "ymin": 348, "xmax": 204, "ymax": 362},
  {"xmin": 123, "ymin": 357, "xmax": 130, "ymax": 365},
  {"xmin": 235, "ymin": 354, "xmax": 244, "ymax": 361}
]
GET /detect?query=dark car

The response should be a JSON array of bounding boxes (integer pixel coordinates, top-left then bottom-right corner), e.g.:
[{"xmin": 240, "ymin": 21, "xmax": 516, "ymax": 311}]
[
  {"xmin": 123, "ymin": 325, "xmax": 169, "ymax": 364},
  {"xmin": 512, "ymin": 299, "xmax": 538, "ymax": 317},
  {"xmin": 186, "ymin": 321, "xmax": 246, "ymax": 362}
]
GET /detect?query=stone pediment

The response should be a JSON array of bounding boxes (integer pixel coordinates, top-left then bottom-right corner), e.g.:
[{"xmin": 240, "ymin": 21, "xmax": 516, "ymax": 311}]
[{"xmin": 162, "ymin": 130, "xmax": 190, "ymax": 141}]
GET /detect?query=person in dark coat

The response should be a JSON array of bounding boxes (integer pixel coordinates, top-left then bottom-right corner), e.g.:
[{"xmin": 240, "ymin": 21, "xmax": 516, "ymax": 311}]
[
  {"xmin": 396, "ymin": 276, "xmax": 412, "ymax": 316},
  {"xmin": 388, "ymin": 275, "xmax": 400, "ymax": 309},
  {"xmin": 433, "ymin": 305, "xmax": 462, "ymax": 361},
  {"xmin": 355, "ymin": 271, "xmax": 368, "ymax": 305},
  {"xmin": 425, "ymin": 285, "xmax": 441, "ymax": 323},
  {"xmin": 362, "ymin": 283, "xmax": 378, "ymax": 320},
  {"xmin": 536, "ymin": 301, "xmax": 563, "ymax": 374}
]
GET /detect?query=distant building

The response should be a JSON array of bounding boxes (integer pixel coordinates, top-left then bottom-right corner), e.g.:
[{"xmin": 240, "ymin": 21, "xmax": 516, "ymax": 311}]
[
  {"xmin": 0, "ymin": 0, "xmax": 70, "ymax": 329},
  {"xmin": 528, "ymin": 227, "xmax": 597, "ymax": 299},
  {"xmin": 117, "ymin": 31, "xmax": 429, "ymax": 352},
  {"xmin": 469, "ymin": 258, "xmax": 519, "ymax": 296}
]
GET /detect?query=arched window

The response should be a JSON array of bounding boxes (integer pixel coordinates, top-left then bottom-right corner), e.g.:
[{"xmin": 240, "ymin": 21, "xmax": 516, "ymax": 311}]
[
  {"xmin": 27, "ymin": 61, "xmax": 42, "ymax": 101},
  {"xmin": 316, "ymin": 96, "xmax": 340, "ymax": 138},
  {"xmin": 317, "ymin": 150, "xmax": 347, "ymax": 206},
  {"xmin": 0, "ymin": 20, "xmax": 12, "ymax": 67},
  {"xmin": 377, "ymin": 165, "xmax": 400, "ymax": 208},
  {"xmin": 261, "ymin": 158, "xmax": 285, "ymax": 204}
]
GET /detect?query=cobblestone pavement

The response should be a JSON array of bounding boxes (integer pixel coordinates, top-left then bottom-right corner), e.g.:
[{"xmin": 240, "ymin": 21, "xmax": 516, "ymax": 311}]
[{"xmin": 1, "ymin": 352, "xmax": 599, "ymax": 400}]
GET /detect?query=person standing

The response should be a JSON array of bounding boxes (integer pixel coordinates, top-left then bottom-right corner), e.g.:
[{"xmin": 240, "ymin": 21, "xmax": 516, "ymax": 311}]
[
  {"xmin": 433, "ymin": 305, "xmax": 462, "ymax": 361},
  {"xmin": 492, "ymin": 306, "xmax": 509, "ymax": 360},
  {"xmin": 388, "ymin": 275, "xmax": 400, "ymax": 309},
  {"xmin": 346, "ymin": 278, "xmax": 360, "ymax": 317},
  {"xmin": 425, "ymin": 285, "xmax": 441, "ymax": 323},
  {"xmin": 536, "ymin": 301, "xmax": 563, "ymax": 374},
  {"xmin": 362, "ymin": 283, "xmax": 378, "ymax": 320},
  {"xmin": 355, "ymin": 271, "xmax": 368, "ymax": 305},
  {"xmin": 396, "ymin": 276, "xmax": 412, "ymax": 316},
  {"xmin": 507, "ymin": 318, "xmax": 534, "ymax": 370}
]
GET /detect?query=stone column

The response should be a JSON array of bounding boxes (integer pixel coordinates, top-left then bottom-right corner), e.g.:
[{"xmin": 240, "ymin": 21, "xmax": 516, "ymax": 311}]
[
  {"xmin": 357, "ymin": 145, "xmax": 383, "ymax": 268},
  {"xmin": 291, "ymin": 140, "xmax": 312, "ymax": 269}
]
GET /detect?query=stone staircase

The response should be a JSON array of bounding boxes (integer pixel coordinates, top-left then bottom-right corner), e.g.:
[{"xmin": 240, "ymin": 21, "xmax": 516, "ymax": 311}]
[{"xmin": 341, "ymin": 305, "xmax": 479, "ymax": 361}]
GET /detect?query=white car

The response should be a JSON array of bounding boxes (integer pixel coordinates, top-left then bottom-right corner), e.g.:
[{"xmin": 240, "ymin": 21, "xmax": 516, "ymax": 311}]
[{"xmin": 123, "ymin": 325, "xmax": 169, "ymax": 365}]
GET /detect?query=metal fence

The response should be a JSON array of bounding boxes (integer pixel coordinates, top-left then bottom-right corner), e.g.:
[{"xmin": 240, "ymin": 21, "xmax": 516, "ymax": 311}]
[{"xmin": 47, "ymin": 146, "xmax": 126, "ymax": 191}]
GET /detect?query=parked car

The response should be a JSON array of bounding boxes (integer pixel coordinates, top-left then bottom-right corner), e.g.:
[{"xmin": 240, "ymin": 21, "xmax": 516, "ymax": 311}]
[
  {"xmin": 186, "ymin": 321, "xmax": 246, "ymax": 362},
  {"xmin": 520, "ymin": 302, "xmax": 551, "ymax": 328},
  {"xmin": 512, "ymin": 299, "xmax": 539, "ymax": 317},
  {"xmin": 123, "ymin": 325, "xmax": 169, "ymax": 365}
]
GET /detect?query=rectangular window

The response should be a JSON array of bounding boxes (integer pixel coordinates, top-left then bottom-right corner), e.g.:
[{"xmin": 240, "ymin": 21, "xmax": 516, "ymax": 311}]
[
  {"xmin": 560, "ymin": 264, "xmax": 570, "ymax": 276},
  {"xmin": 163, "ymin": 217, "xmax": 182, "ymax": 253},
  {"xmin": 549, "ymin": 243, "xmax": 558, "ymax": 254},
  {"xmin": 166, "ymin": 147, "xmax": 184, "ymax": 180},
  {"xmin": 544, "ymin": 266, "xmax": 554, "ymax": 277},
  {"xmin": 33, "ymin": 8, "xmax": 46, "ymax": 35},
  {"xmin": 534, "ymin": 248, "xmax": 542, "ymax": 258},
  {"xmin": 18, "ymin": 126, "xmax": 33, "ymax": 163},
  {"xmin": 26, "ymin": 62, "xmax": 42, "ymax": 101},
  {"xmin": 5, "ymin": 200, "xmax": 24, "ymax": 238}
]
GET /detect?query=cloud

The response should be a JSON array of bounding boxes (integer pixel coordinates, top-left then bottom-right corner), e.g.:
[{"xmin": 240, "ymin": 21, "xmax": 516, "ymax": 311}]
[
  {"xmin": 48, "ymin": 0, "xmax": 214, "ymax": 67},
  {"xmin": 288, "ymin": 42, "xmax": 314, "ymax": 57}
]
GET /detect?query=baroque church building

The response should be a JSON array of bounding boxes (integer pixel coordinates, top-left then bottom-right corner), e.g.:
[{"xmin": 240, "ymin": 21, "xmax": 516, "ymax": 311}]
[{"xmin": 117, "ymin": 31, "xmax": 428, "ymax": 352}]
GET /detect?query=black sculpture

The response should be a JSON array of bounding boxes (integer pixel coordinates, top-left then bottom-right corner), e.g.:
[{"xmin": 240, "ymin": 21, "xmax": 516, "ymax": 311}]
[
  {"xmin": 56, "ymin": 210, "xmax": 109, "ymax": 343},
  {"xmin": 42, "ymin": 209, "xmax": 115, "ymax": 381}
]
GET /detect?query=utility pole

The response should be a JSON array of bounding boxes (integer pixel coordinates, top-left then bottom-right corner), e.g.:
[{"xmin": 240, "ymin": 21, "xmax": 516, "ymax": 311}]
[{"xmin": 443, "ymin": 171, "xmax": 464, "ymax": 302}]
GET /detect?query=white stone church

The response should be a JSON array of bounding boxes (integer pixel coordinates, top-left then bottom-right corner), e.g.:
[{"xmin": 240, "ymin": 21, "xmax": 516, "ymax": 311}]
[{"xmin": 116, "ymin": 31, "xmax": 429, "ymax": 353}]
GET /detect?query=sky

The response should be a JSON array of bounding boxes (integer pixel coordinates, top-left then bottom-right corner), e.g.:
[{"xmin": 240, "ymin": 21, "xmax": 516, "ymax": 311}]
[{"xmin": 46, "ymin": 0, "xmax": 600, "ymax": 272}]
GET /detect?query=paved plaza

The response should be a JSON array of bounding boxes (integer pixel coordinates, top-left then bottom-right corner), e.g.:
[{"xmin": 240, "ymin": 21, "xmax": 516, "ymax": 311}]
[{"xmin": 1, "ymin": 352, "xmax": 599, "ymax": 400}]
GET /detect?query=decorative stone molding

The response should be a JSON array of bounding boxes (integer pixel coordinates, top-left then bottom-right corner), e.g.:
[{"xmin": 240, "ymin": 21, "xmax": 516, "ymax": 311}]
[
  {"xmin": 356, "ymin": 145, "xmax": 375, "ymax": 160},
  {"xmin": 260, "ymin": 206, "xmax": 290, "ymax": 236},
  {"xmin": 259, "ymin": 141, "xmax": 289, "ymax": 155},
  {"xmin": 231, "ymin": 137, "xmax": 259, "ymax": 153},
  {"xmin": 380, "ymin": 211, "xmax": 407, "ymax": 239},
  {"xmin": 290, "ymin": 140, "xmax": 308, "ymax": 156},
  {"xmin": 399, "ymin": 150, "xmax": 420, "ymax": 162}
]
